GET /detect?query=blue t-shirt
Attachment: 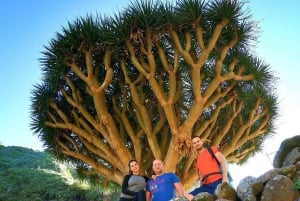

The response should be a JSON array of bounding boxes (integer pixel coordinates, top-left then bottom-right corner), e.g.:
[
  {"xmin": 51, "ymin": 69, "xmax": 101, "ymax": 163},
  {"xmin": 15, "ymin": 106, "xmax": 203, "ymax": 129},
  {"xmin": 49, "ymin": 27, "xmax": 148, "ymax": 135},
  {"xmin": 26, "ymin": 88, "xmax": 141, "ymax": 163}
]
[{"xmin": 146, "ymin": 173, "xmax": 180, "ymax": 201}]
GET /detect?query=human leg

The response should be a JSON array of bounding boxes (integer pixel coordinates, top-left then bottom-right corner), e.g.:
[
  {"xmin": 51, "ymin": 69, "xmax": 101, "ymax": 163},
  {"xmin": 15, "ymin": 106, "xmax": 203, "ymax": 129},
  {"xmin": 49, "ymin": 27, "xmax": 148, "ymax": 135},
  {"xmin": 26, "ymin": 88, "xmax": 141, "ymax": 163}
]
[
  {"xmin": 186, "ymin": 179, "xmax": 222, "ymax": 200},
  {"xmin": 185, "ymin": 186, "xmax": 204, "ymax": 201},
  {"xmin": 133, "ymin": 190, "xmax": 146, "ymax": 201},
  {"xmin": 205, "ymin": 179, "xmax": 222, "ymax": 194}
]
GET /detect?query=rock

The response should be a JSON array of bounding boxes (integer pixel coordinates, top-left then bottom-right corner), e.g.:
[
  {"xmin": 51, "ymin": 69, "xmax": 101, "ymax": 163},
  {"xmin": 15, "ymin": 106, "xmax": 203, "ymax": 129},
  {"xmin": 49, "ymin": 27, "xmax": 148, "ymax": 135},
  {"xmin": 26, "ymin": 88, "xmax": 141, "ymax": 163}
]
[
  {"xmin": 283, "ymin": 147, "xmax": 300, "ymax": 167},
  {"xmin": 279, "ymin": 164, "xmax": 297, "ymax": 179},
  {"xmin": 260, "ymin": 174, "xmax": 298, "ymax": 201},
  {"xmin": 251, "ymin": 182, "xmax": 264, "ymax": 196},
  {"xmin": 215, "ymin": 182, "xmax": 238, "ymax": 201},
  {"xmin": 273, "ymin": 135, "xmax": 300, "ymax": 168},
  {"xmin": 236, "ymin": 176, "xmax": 257, "ymax": 201},
  {"xmin": 256, "ymin": 169, "xmax": 281, "ymax": 184},
  {"xmin": 171, "ymin": 196, "xmax": 189, "ymax": 201},
  {"xmin": 192, "ymin": 192, "xmax": 215, "ymax": 201}
]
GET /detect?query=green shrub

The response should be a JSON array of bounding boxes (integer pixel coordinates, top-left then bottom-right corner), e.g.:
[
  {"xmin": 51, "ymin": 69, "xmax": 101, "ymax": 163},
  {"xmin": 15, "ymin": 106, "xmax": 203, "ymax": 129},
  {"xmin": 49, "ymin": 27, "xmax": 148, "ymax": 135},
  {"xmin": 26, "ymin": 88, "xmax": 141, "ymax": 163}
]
[{"xmin": 292, "ymin": 180, "xmax": 300, "ymax": 191}]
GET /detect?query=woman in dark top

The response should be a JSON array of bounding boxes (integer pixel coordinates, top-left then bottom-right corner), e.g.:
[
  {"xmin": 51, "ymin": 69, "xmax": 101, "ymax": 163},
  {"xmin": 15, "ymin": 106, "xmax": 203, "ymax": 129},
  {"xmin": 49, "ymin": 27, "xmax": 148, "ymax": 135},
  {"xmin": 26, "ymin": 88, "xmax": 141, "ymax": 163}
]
[{"xmin": 119, "ymin": 160, "xmax": 148, "ymax": 201}]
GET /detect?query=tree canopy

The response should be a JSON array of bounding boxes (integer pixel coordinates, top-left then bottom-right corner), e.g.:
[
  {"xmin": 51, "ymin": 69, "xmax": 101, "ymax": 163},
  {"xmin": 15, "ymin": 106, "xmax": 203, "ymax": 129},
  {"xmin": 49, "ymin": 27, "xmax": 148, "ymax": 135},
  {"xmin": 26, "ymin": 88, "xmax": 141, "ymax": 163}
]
[{"xmin": 30, "ymin": 0, "xmax": 278, "ymax": 189}]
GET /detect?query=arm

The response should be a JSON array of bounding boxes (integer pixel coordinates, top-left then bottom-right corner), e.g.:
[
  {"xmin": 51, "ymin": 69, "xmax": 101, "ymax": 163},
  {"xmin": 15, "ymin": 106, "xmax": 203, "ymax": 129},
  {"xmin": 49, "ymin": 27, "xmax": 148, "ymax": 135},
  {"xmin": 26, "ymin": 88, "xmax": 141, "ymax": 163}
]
[
  {"xmin": 215, "ymin": 152, "xmax": 228, "ymax": 183},
  {"xmin": 146, "ymin": 191, "xmax": 151, "ymax": 201},
  {"xmin": 173, "ymin": 182, "xmax": 184, "ymax": 197},
  {"xmin": 195, "ymin": 159, "xmax": 203, "ymax": 185},
  {"xmin": 121, "ymin": 175, "xmax": 136, "ymax": 195}
]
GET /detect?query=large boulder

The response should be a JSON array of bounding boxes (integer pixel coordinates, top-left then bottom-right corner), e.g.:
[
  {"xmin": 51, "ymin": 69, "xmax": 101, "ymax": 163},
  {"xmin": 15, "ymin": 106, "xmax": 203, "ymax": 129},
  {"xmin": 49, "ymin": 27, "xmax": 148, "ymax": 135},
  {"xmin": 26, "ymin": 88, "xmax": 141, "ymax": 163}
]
[
  {"xmin": 236, "ymin": 176, "xmax": 257, "ymax": 201},
  {"xmin": 215, "ymin": 182, "xmax": 237, "ymax": 201},
  {"xmin": 260, "ymin": 174, "xmax": 298, "ymax": 201},
  {"xmin": 273, "ymin": 135, "xmax": 300, "ymax": 168}
]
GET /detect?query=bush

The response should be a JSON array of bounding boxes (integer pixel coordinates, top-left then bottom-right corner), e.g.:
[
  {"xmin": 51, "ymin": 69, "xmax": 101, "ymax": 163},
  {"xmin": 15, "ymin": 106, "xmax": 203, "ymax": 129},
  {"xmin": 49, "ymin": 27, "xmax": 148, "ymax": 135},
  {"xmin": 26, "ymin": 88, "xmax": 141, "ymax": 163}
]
[{"xmin": 292, "ymin": 180, "xmax": 300, "ymax": 191}]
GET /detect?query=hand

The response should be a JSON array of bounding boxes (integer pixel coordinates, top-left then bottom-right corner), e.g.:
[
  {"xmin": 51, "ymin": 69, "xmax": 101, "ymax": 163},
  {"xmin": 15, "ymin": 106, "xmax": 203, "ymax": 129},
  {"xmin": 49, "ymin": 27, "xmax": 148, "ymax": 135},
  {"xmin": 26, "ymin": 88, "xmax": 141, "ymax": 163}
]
[{"xmin": 222, "ymin": 177, "xmax": 228, "ymax": 184}]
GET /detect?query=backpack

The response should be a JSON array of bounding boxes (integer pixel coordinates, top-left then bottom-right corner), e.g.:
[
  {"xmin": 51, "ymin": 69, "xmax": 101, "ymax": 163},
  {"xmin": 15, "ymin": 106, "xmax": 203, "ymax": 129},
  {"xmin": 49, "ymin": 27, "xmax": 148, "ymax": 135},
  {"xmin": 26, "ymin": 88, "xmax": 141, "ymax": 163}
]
[{"xmin": 201, "ymin": 147, "xmax": 233, "ymax": 184}]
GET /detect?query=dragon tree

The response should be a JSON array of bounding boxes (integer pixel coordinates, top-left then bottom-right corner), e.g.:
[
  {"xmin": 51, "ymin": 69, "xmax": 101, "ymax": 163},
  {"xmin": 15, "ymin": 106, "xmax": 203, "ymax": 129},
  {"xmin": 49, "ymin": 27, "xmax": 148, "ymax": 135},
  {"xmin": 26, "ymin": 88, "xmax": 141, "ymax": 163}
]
[{"xmin": 30, "ymin": 0, "xmax": 278, "ymax": 189}]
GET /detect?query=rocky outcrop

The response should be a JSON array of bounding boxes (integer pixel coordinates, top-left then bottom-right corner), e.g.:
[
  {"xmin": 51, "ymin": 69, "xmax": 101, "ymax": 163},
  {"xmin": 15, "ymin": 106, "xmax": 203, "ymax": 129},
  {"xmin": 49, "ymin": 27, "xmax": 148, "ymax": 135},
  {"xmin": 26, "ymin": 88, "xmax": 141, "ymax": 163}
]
[
  {"xmin": 236, "ymin": 164, "xmax": 299, "ymax": 201},
  {"xmin": 181, "ymin": 135, "xmax": 300, "ymax": 201},
  {"xmin": 273, "ymin": 135, "xmax": 300, "ymax": 168}
]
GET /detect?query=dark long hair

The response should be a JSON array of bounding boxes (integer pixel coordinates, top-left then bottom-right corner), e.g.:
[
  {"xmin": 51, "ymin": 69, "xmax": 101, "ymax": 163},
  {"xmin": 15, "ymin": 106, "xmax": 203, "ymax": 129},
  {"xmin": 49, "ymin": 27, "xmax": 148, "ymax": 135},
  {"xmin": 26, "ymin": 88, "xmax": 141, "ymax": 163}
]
[{"xmin": 128, "ymin": 159, "xmax": 138, "ymax": 175}]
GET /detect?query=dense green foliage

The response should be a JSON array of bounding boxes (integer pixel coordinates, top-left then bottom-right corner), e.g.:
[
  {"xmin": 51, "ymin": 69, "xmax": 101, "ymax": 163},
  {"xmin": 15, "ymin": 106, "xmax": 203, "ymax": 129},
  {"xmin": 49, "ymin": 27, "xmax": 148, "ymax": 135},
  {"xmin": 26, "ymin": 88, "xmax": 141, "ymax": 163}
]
[
  {"xmin": 0, "ymin": 145, "xmax": 120, "ymax": 201},
  {"xmin": 292, "ymin": 180, "xmax": 300, "ymax": 191}
]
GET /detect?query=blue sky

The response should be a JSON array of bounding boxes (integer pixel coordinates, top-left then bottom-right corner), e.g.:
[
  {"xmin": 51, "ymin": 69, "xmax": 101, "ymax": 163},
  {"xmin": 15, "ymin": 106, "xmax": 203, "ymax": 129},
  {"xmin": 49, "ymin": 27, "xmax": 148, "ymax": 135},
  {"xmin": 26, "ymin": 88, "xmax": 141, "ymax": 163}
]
[{"xmin": 1, "ymin": 0, "xmax": 300, "ymax": 186}]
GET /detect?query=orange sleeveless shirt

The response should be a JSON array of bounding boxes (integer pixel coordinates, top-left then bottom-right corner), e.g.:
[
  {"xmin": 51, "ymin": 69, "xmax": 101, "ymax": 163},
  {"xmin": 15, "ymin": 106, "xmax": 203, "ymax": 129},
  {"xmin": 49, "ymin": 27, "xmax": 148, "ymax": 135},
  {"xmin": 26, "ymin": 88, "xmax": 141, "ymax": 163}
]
[{"xmin": 196, "ymin": 146, "xmax": 222, "ymax": 184}]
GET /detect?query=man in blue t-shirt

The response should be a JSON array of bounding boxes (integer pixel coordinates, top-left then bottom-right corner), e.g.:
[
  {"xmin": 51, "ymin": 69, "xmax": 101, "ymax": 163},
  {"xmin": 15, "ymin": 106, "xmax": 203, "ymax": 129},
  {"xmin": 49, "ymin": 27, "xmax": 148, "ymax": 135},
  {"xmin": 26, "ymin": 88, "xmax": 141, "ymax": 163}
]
[{"xmin": 146, "ymin": 159, "xmax": 185, "ymax": 201}]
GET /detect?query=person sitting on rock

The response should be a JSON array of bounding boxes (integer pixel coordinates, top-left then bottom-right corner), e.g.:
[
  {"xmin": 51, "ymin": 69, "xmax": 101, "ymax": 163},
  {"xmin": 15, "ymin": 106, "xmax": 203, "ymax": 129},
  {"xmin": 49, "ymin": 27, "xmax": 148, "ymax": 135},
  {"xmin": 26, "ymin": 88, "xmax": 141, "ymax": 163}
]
[{"xmin": 186, "ymin": 136, "xmax": 228, "ymax": 200}]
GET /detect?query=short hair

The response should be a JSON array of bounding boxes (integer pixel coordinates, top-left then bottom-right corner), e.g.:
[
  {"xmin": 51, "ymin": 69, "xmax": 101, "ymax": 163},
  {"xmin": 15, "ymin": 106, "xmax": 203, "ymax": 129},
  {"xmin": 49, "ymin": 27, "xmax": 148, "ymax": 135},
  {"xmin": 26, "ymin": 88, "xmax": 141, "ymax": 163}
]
[
  {"xmin": 191, "ymin": 135, "xmax": 200, "ymax": 140},
  {"xmin": 152, "ymin": 159, "xmax": 163, "ymax": 166}
]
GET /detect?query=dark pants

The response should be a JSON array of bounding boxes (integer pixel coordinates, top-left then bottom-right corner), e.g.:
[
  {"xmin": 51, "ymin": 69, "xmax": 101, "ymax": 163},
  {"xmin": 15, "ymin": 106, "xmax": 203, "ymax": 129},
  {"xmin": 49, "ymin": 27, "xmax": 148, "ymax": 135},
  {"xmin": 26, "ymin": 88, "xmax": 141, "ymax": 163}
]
[
  {"xmin": 120, "ymin": 198, "xmax": 133, "ymax": 201},
  {"xmin": 119, "ymin": 190, "xmax": 146, "ymax": 201},
  {"xmin": 189, "ymin": 179, "xmax": 222, "ymax": 195},
  {"xmin": 134, "ymin": 190, "xmax": 146, "ymax": 201}
]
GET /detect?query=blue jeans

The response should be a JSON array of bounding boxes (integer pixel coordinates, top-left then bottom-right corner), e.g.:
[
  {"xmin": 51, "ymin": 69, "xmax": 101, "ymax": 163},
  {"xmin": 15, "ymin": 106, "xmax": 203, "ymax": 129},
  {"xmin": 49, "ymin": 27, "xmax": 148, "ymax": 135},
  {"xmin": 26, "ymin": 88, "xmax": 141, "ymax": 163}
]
[{"xmin": 189, "ymin": 179, "xmax": 222, "ymax": 195}]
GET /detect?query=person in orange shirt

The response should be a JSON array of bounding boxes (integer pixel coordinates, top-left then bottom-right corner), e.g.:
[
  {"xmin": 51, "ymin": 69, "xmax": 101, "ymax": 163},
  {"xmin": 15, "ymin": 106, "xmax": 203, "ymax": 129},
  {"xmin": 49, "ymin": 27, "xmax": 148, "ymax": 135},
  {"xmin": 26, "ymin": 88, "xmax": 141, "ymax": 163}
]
[{"xmin": 186, "ymin": 136, "xmax": 228, "ymax": 200}]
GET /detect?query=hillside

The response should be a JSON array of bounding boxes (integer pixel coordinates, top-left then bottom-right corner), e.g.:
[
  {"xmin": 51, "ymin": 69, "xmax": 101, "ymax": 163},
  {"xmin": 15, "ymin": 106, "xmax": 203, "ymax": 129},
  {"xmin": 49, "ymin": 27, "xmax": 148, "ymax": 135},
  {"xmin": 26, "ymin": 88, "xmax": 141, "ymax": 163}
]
[{"xmin": 0, "ymin": 145, "xmax": 119, "ymax": 201}]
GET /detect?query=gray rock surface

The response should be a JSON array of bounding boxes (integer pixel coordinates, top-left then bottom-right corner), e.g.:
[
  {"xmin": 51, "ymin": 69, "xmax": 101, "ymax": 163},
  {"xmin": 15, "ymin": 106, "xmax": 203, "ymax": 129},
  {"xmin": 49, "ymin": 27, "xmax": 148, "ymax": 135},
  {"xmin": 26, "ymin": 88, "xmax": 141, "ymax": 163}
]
[{"xmin": 260, "ymin": 174, "xmax": 298, "ymax": 201}]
